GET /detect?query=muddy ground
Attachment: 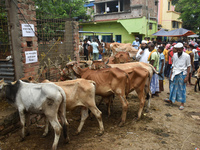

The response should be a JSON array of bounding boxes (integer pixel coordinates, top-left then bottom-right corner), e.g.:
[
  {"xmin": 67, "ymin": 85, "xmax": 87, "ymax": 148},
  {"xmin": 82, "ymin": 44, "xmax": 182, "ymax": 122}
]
[{"xmin": 0, "ymin": 77, "xmax": 200, "ymax": 150}]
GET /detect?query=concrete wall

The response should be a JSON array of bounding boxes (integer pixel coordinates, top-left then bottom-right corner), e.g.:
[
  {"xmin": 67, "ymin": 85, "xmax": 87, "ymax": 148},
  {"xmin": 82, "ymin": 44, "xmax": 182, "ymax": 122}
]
[
  {"xmin": 94, "ymin": 0, "xmax": 158, "ymax": 21},
  {"xmin": 158, "ymin": 0, "xmax": 182, "ymax": 31},
  {"xmin": 64, "ymin": 21, "xmax": 80, "ymax": 62}
]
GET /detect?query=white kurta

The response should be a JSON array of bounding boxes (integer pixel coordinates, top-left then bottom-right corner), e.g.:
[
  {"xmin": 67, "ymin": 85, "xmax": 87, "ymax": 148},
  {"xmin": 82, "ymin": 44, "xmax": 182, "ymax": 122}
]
[
  {"xmin": 171, "ymin": 52, "xmax": 191, "ymax": 81},
  {"xmin": 135, "ymin": 48, "xmax": 150, "ymax": 63}
]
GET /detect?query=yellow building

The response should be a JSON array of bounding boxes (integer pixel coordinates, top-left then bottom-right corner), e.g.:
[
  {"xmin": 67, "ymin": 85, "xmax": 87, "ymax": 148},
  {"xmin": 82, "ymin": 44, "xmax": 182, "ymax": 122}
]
[{"xmin": 158, "ymin": 0, "xmax": 182, "ymax": 31}]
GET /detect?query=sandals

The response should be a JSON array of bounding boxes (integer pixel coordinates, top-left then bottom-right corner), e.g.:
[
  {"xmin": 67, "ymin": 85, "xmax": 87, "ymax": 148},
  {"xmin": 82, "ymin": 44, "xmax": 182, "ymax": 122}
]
[
  {"xmin": 164, "ymin": 99, "xmax": 172, "ymax": 104},
  {"xmin": 179, "ymin": 106, "xmax": 184, "ymax": 110}
]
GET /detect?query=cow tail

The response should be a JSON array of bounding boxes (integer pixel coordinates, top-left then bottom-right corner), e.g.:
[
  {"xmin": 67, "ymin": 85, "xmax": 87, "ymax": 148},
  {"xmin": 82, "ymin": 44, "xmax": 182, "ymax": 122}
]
[
  {"xmin": 149, "ymin": 64, "xmax": 163, "ymax": 79},
  {"xmin": 58, "ymin": 87, "xmax": 68, "ymax": 139}
]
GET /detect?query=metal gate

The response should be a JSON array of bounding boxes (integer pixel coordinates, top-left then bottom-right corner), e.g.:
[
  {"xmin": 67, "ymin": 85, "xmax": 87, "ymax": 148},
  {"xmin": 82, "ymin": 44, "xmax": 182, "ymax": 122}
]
[
  {"xmin": 0, "ymin": 0, "xmax": 14, "ymax": 82},
  {"xmin": 36, "ymin": 12, "xmax": 75, "ymax": 82}
]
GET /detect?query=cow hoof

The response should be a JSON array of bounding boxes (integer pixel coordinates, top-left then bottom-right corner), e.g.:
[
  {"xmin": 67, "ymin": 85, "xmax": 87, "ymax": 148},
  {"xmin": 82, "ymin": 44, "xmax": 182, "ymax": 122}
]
[
  {"xmin": 118, "ymin": 122, "xmax": 125, "ymax": 127},
  {"xmin": 19, "ymin": 137, "xmax": 25, "ymax": 142},
  {"xmin": 73, "ymin": 131, "xmax": 80, "ymax": 136},
  {"xmin": 145, "ymin": 109, "xmax": 149, "ymax": 113},
  {"xmin": 97, "ymin": 131, "xmax": 104, "ymax": 136},
  {"xmin": 64, "ymin": 137, "xmax": 70, "ymax": 144},
  {"xmin": 42, "ymin": 133, "xmax": 48, "ymax": 138},
  {"xmin": 26, "ymin": 131, "xmax": 30, "ymax": 136}
]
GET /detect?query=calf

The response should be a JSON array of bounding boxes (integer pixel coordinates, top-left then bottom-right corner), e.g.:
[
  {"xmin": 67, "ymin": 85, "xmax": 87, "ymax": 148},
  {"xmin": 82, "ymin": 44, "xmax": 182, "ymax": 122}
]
[
  {"xmin": 42, "ymin": 79, "xmax": 104, "ymax": 135},
  {"xmin": 194, "ymin": 67, "xmax": 200, "ymax": 92},
  {"xmin": 0, "ymin": 79, "xmax": 68, "ymax": 150}
]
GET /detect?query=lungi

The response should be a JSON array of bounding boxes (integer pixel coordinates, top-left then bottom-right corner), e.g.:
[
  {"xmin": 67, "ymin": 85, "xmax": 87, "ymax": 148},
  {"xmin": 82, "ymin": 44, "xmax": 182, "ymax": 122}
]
[
  {"xmin": 169, "ymin": 72, "xmax": 186, "ymax": 103},
  {"xmin": 150, "ymin": 74, "xmax": 159, "ymax": 94}
]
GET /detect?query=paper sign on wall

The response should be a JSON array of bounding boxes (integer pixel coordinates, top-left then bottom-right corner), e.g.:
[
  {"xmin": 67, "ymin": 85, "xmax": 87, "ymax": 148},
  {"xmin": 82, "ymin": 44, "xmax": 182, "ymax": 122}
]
[
  {"xmin": 25, "ymin": 51, "xmax": 38, "ymax": 64},
  {"xmin": 22, "ymin": 24, "xmax": 35, "ymax": 37}
]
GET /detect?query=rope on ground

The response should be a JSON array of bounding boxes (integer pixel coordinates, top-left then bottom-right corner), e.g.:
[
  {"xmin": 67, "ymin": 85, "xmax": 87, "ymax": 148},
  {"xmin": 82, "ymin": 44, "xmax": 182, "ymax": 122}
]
[{"xmin": 181, "ymin": 133, "xmax": 192, "ymax": 150}]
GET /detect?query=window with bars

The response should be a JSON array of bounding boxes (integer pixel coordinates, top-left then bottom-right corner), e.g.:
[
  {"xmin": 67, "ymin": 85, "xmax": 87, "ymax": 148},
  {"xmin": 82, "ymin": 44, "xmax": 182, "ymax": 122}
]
[{"xmin": 172, "ymin": 21, "xmax": 179, "ymax": 28}]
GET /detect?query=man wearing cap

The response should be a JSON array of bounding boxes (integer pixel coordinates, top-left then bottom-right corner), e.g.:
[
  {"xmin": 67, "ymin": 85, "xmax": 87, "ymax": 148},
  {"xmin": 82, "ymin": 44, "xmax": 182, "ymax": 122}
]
[
  {"xmin": 135, "ymin": 40, "xmax": 150, "ymax": 63},
  {"xmin": 166, "ymin": 42, "xmax": 191, "ymax": 110},
  {"xmin": 132, "ymin": 37, "xmax": 140, "ymax": 49}
]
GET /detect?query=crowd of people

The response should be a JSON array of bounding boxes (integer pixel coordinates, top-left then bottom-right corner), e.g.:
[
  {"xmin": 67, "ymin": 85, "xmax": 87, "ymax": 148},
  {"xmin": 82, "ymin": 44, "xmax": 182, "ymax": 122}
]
[
  {"xmin": 79, "ymin": 36, "xmax": 200, "ymax": 110},
  {"xmin": 80, "ymin": 38, "xmax": 106, "ymax": 61},
  {"xmin": 134, "ymin": 37, "xmax": 200, "ymax": 110}
]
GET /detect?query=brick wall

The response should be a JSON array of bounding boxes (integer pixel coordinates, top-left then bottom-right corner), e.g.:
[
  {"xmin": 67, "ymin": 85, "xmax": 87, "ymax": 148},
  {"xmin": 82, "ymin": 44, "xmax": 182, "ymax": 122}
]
[
  {"xmin": 8, "ymin": 0, "xmax": 39, "ymax": 80},
  {"xmin": 17, "ymin": 0, "xmax": 39, "ymax": 78}
]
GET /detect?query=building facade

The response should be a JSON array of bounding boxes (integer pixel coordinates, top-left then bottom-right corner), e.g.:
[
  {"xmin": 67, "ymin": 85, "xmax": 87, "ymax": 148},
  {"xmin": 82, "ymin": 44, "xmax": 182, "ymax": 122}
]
[
  {"xmin": 158, "ymin": 0, "xmax": 182, "ymax": 31},
  {"xmin": 80, "ymin": 0, "xmax": 159, "ymax": 43}
]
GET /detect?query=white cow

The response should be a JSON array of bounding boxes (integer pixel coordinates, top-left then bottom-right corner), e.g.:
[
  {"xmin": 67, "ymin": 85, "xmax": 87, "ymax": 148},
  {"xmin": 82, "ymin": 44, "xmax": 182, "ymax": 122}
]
[{"xmin": 0, "ymin": 79, "xmax": 68, "ymax": 150}]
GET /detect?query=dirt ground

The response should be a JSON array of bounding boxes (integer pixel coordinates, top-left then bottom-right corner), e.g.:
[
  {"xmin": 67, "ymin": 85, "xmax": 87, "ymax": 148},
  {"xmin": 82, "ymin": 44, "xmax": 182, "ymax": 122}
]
[{"xmin": 0, "ymin": 77, "xmax": 200, "ymax": 150}]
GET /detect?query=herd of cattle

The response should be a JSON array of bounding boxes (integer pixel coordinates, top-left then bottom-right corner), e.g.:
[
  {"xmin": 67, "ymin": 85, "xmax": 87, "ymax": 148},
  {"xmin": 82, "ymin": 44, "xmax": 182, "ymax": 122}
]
[{"xmin": 0, "ymin": 42, "xmax": 200, "ymax": 150}]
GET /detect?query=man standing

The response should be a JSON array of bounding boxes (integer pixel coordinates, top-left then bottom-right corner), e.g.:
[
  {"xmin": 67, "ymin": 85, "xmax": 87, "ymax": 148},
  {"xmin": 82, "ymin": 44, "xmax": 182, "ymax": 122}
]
[
  {"xmin": 148, "ymin": 42, "xmax": 160, "ymax": 97},
  {"xmin": 132, "ymin": 37, "xmax": 140, "ymax": 49},
  {"xmin": 166, "ymin": 43, "xmax": 191, "ymax": 110},
  {"xmin": 90, "ymin": 38, "xmax": 99, "ymax": 60},
  {"xmin": 83, "ymin": 39, "xmax": 89, "ymax": 60},
  {"xmin": 135, "ymin": 40, "xmax": 150, "ymax": 63}
]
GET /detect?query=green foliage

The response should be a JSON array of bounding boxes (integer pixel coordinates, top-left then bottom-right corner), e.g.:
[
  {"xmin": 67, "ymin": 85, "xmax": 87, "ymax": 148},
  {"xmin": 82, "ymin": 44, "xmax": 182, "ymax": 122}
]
[
  {"xmin": 175, "ymin": 0, "xmax": 200, "ymax": 33},
  {"xmin": 171, "ymin": 0, "xmax": 178, "ymax": 5},
  {"xmin": 33, "ymin": 0, "xmax": 89, "ymax": 19}
]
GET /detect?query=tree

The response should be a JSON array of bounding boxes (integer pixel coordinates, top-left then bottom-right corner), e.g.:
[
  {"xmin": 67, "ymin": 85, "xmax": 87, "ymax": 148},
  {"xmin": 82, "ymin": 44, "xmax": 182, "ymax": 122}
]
[
  {"xmin": 171, "ymin": 0, "xmax": 178, "ymax": 5},
  {"xmin": 175, "ymin": 0, "xmax": 200, "ymax": 33},
  {"xmin": 33, "ymin": 0, "xmax": 89, "ymax": 20}
]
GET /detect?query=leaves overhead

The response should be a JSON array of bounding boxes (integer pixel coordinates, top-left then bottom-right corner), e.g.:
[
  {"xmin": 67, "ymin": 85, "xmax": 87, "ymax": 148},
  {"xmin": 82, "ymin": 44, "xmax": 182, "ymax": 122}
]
[
  {"xmin": 33, "ymin": 0, "xmax": 89, "ymax": 19},
  {"xmin": 175, "ymin": 0, "xmax": 200, "ymax": 32}
]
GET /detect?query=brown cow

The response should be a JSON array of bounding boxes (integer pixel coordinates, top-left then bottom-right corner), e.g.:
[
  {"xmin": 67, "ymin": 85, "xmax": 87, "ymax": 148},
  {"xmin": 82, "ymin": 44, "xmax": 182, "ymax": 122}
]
[
  {"xmin": 104, "ymin": 42, "xmax": 112, "ymax": 56},
  {"xmin": 42, "ymin": 79, "xmax": 104, "ymax": 135},
  {"xmin": 107, "ymin": 62, "xmax": 162, "ymax": 111},
  {"xmin": 65, "ymin": 61, "xmax": 130, "ymax": 126},
  {"xmin": 64, "ymin": 61, "xmax": 149, "ymax": 126},
  {"xmin": 124, "ymin": 67, "xmax": 149, "ymax": 120},
  {"xmin": 110, "ymin": 42, "xmax": 138, "ymax": 58},
  {"xmin": 86, "ymin": 62, "xmax": 161, "ymax": 112},
  {"xmin": 87, "ymin": 45, "xmax": 93, "ymax": 60},
  {"xmin": 85, "ymin": 52, "xmax": 131, "ymax": 70},
  {"xmin": 111, "ymin": 52, "xmax": 131, "ymax": 63}
]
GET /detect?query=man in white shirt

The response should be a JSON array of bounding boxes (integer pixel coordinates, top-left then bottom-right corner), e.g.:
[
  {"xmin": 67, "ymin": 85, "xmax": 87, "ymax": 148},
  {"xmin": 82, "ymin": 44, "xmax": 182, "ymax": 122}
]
[
  {"xmin": 135, "ymin": 40, "xmax": 150, "ymax": 63},
  {"xmin": 167, "ymin": 43, "xmax": 191, "ymax": 110},
  {"xmin": 132, "ymin": 37, "xmax": 140, "ymax": 49},
  {"xmin": 90, "ymin": 38, "xmax": 99, "ymax": 60}
]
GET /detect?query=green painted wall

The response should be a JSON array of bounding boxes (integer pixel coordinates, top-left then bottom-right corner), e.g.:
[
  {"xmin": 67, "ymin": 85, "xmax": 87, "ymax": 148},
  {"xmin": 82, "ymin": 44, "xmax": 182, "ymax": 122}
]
[
  {"xmin": 117, "ymin": 17, "xmax": 147, "ymax": 35},
  {"xmin": 148, "ymin": 20, "xmax": 158, "ymax": 38},
  {"xmin": 80, "ymin": 17, "xmax": 158, "ymax": 43},
  {"xmin": 81, "ymin": 21, "xmax": 134, "ymax": 43}
]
